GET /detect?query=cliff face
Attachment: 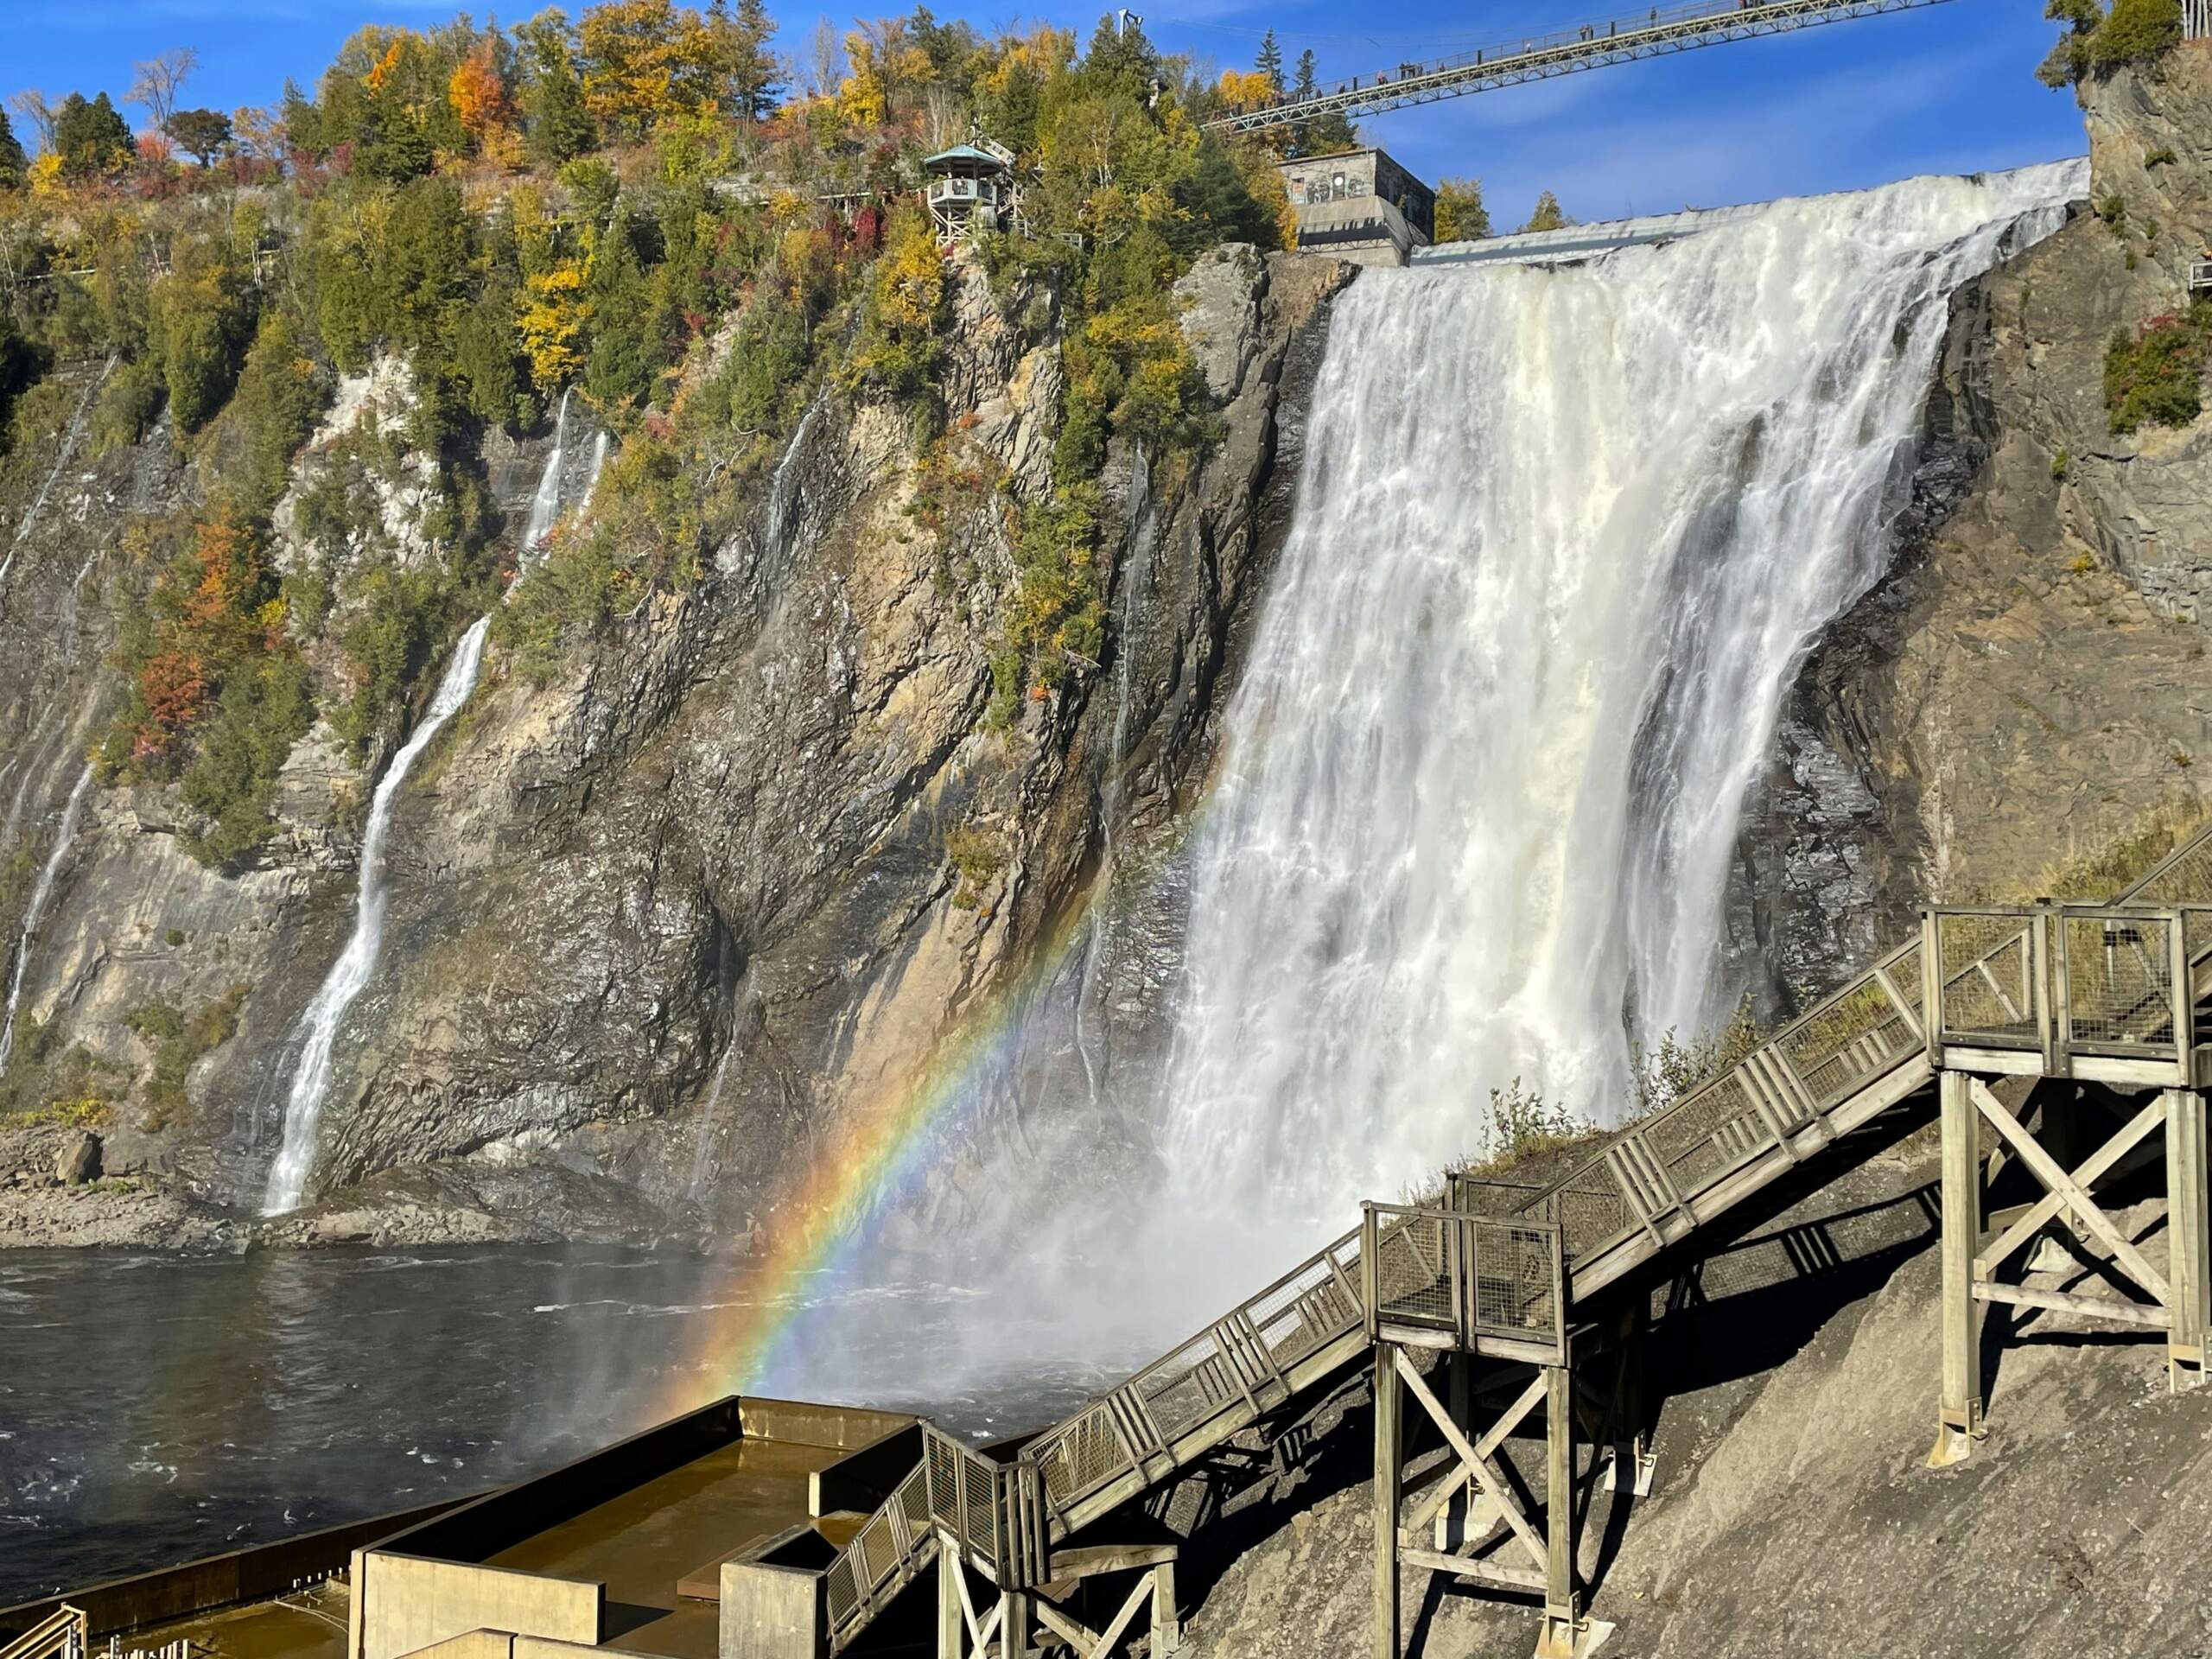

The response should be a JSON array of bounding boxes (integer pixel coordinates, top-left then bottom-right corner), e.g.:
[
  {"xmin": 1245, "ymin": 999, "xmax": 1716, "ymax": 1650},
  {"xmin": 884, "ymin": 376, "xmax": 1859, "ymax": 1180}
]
[
  {"xmin": 0, "ymin": 245, "xmax": 1351, "ymax": 1245},
  {"xmin": 1753, "ymin": 47, "xmax": 2212, "ymax": 985}
]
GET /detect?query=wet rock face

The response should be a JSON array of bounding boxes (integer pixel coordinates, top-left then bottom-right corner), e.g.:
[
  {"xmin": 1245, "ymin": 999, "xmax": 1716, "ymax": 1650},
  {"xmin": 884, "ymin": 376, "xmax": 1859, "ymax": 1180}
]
[
  {"xmin": 1749, "ymin": 51, "xmax": 2212, "ymax": 984},
  {"xmin": 0, "ymin": 246, "xmax": 1355, "ymax": 1241}
]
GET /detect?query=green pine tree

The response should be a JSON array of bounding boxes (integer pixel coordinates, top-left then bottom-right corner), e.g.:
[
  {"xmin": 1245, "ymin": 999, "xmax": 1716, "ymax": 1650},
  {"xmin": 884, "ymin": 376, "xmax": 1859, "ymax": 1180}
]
[
  {"xmin": 0, "ymin": 107, "xmax": 26, "ymax": 190},
  {"xmin": 1256, "ymin": 29, "xmax": 1285, "ymax": 93},
  {"xmin": 1522, "ymin": 189, "xmax": 1569, "ymax": 233}
]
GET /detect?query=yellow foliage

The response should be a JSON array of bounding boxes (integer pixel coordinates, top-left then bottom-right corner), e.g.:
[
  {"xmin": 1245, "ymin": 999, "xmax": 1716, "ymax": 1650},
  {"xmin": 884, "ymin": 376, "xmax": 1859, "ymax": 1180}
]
[
  {"xmin": 519, "ymin": 264, "xmax": 590, "ymax": 389},
  {"xmin": 579, "ymin": 0, "xmax": 716, "ymax": 136},
  {"xmin": 1217, "ymin": 68, "xmax": 1275, "ymax": 109},
  {"xmin": 26, "ymin": 151, "xmax": 66, "ymax": 203},
  {"xmin": 873, "ymin": 217, "xmax": 945, "ymax": 335}
]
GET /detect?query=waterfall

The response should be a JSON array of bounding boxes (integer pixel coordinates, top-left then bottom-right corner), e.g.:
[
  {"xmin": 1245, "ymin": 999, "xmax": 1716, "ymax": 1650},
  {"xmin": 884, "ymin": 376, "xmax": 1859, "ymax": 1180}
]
[
  {"xmin": 0, "ymin": 358, "xmax": 115, "ymax": 594},
  {"xmin": 0, "ymin": 766, "xmax": 94, "ymax": 1076},
  {"xmin": 261, "ymin": 391, "xmax": 605, "ymax": 1213},
  {"xmin": 1151, "ymin": 162, "xmax": 2083, "ymax": 1246},
  {"xmin": 261, "ymin": 616, "xmax": 490, "ymax": 1214},
  {"xmin": 520, "ymin": 388, "xmax": 573, "ymax": 561},
  {"xmin": 1071, "ymin": 447, "xmax": 1161, "ymax": 1111}
]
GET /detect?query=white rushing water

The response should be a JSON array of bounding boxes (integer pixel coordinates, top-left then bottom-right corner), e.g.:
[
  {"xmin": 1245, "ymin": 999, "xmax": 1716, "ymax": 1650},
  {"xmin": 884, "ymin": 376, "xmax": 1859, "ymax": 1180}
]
[
  {"xmin": 521, "ymin": 389, "xmax": 573, "ymax": 557},
  {"xmin": 0, "ymin": 766, "xmax": 94, "ymax": 1077},
  {"xmin": 1150, "ymin": 162, "xmax": 2083, "ymax": 1249},
  {"xmin": 261, "ymin": 617, "xmax": 489, "ymax": 1213}
]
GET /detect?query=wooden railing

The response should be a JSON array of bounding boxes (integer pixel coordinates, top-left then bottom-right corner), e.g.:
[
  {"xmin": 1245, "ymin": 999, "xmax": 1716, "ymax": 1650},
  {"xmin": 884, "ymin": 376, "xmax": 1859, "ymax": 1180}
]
[
  {"xmin": 1360, "ymin": 1204, "xmax": 1565, "ymax": 1363},
  {"xmin": 0, "ymin": 1608, "xmax": 85, "ymax": 1659},
  {"xmin": 814, "ymin": 817, "xmax": 2212, "ymax": 1654},
  {"xmin": 1924, "ymin": 902, "xmax": 2212, "ymax": 1082}
]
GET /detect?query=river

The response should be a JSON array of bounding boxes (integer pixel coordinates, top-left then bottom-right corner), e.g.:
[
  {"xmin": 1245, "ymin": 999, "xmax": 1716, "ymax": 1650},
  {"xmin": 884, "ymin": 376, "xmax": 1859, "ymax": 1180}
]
[{"xmin": 0, "ymin": 1246, "xmax": 1103, "ymax": 1606}]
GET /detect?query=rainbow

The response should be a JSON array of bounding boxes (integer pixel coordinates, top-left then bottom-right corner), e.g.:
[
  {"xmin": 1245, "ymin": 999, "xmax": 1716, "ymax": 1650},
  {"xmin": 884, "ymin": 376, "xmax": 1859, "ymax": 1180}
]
[{"xmin": 656, "ymin": 838, "xmax": 1164, "ymax": 1412}]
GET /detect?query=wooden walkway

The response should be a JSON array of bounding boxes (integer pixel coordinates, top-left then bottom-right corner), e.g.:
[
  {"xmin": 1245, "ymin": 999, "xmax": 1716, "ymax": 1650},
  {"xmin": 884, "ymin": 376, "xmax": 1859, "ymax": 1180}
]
[{"xmin": 799, "ymin": 821, "xmax": 2212, "ymax": 1659}]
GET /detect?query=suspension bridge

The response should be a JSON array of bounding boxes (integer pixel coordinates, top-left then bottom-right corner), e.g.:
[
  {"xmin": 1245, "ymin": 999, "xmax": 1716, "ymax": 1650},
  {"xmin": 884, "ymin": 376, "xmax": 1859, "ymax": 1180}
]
[{"xmin": 1202, "ymin": 0, "xmax": 1964, "ymax": 136}]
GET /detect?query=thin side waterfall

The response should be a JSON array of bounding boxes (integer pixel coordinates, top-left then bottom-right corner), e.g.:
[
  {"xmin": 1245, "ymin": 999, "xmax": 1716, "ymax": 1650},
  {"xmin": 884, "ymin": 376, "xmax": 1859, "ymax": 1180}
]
[
  {"xmin": 1139, "ymin": 162, "xmax": 2084, "ymax": 1271},
  {"xmin": 520, "ymin": 388, "xmax": 573, "ymax": 558},
  {"xmin": 0, "ymin": 766, "xmax": 94, "ymax": 1076},
  {"xmin": 261, "ymin": 616, "xmax": 490, "ymax": 1213},
  {"xmin": 1071, "ymin": 447, "xmax": 1161, "ymax": 1111},
  {"xmin": 0, "ymin": 358, "xmax": 115, "ymax": 594},
  {"xmin": 262, "ymin": 395, "xmax": 603, "ymax": 1213}
]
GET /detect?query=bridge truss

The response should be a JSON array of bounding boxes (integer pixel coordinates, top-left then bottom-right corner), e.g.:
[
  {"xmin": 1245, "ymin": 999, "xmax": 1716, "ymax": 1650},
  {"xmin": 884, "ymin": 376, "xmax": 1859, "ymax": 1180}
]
[{"xmin": 1203, "ymin": 0, "xmax": 1962, "ymax": 137}]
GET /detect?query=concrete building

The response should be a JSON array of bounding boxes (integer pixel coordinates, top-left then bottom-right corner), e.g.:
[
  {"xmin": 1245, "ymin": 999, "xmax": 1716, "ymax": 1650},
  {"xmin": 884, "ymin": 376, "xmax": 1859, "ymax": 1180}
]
[{"xmin": 1277, "ymin": 147, "xmax": 1436, "ymax": 268}]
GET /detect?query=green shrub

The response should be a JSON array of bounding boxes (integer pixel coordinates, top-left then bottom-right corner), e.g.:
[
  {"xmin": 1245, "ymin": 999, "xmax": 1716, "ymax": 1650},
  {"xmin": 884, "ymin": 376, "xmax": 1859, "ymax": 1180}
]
[
  {"xmin": 89, "ymin": 358, "xmax": 168, "ymax": 457},
  {"xmin": 128, "ymin": 984, "xmax": 250, "ymax": 1122},
  {"xmin": 2086, "ymin": 0, "xmax": 2182, "ymax": 65},
  {"xmin": 148, "ymin": 237, "xmax": 258, "ymax": 434},
  {"xmin": 2105, "ymin": 305, "xmax": 2208, "ymax": 434}
]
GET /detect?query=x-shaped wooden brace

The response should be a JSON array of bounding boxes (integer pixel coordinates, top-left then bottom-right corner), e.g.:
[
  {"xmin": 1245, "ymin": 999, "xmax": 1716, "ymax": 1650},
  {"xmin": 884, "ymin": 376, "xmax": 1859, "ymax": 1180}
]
[
  {"xmin": 1394, "ymin": 1350, "xmax": 1550, "ymax": 1587},
  {"xmin": 947, "ymin": 1541, "xmax": 1007, "ymax": 1659},
  {"xmin": 1030, "ymin": 1573, "xmax": 1159, "ymax": 1659},
  {"xmin": 1969, "ymin": 1080, "xmax": 2171, "ymax": 1313}
]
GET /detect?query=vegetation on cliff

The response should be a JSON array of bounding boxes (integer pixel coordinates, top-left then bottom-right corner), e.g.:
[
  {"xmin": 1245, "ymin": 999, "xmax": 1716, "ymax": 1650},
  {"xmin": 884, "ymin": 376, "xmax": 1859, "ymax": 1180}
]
[{"xmin": 0, "ymin": 2, "xmax": 1295, "ymax": 864}]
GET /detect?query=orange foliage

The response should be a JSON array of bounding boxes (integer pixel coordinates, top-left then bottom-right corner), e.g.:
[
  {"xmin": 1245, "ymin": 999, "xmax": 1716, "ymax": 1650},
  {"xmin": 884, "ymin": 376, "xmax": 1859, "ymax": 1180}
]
[
  {"xmin": 365, "ymin": 40, "xmax": 408, "ymax": 98},
  {"xmin": 448, "ymin": 42, "xmax": 514, "ymax": 142},
  {"xmin": 182, "ymin": 518, "xmax": 253, "ymax": 629}
]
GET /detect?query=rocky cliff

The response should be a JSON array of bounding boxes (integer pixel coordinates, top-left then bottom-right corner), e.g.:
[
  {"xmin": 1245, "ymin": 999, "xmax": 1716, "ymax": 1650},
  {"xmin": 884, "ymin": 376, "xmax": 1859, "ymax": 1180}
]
[
  {"xmin": 0, "ymin": 245, "xmax": 1351, "ymax": 1247},
  {"xmin": 1756, "ymin": 44, "xmax": 2212, "ymax": 988}
]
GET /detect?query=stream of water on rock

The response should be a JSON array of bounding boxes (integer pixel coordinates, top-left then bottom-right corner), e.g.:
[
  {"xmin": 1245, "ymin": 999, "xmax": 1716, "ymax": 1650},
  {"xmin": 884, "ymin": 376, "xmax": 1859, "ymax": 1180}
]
[
  {"xmin": 262, "ymin": 392, "xmax": 600, "ymax": 1214},
  {"xmin": 0, "ymin": 767, "xmax": 93, "ymax": 1077}
]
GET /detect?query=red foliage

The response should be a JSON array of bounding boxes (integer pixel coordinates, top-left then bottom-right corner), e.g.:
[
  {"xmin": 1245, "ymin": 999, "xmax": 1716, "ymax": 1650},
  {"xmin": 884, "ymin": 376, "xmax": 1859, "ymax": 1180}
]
[{"xmin": 140, "ymin": 651, "xmax": 211, "ymax": 734}]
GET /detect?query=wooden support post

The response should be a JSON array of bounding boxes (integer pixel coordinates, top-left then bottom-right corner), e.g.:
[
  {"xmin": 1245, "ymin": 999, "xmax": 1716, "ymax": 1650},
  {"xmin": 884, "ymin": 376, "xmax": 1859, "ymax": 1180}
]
[
  {"xmin": 1535, "ymin": 1360, "xmax": 1579, "ymax": 1659},
  {"xmin": 939, "ymin": 1547, "xmax": 964, "ymax": 1659},
  {"xmin": 1931, "ymin": 1068, "xmax": 1983, "ymax": 1466},
  {"xmin": 2166, "ymin": 1088, "xmax": 2209, "ymax": 1391},
  {"xmin": 1604, "ymin": 1303, "xmax": 1654, "ymax": 1497},
  {"xmin": 1438, "ymin": 1352, "xmax": 1471, "ymax": 1550},
  {"xmin": 1152, "ymin": 1560, "xmax": 1180, "ymax": 1656},
  {"xmin": 1000, "ymin": 1590, "xmax": 1028, "ymax": 1659},
  {"xmin": 1373, "ymin": 1343, "xmax": 1401, "ymax": 1659}
]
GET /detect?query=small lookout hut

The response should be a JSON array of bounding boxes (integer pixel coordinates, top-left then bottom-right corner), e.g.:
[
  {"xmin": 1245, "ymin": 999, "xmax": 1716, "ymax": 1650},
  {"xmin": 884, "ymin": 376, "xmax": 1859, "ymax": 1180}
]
[{"xmin": 923, "ymin": 138, "xmax": 1019, "ymax": 246}]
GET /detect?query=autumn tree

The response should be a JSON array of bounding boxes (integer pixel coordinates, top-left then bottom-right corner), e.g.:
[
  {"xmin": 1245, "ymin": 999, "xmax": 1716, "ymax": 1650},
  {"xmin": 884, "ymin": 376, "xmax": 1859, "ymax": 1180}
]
[
  {"xmin": 164, "ymin": 108, "xmax": 234, "ymax": 166},
  {"xmin": 1433, "ymin": 177, "xmax": 1490, "ymax": 243},
  {"xmin": 449, "ymin": 38, "xmax": 518, "ymax": 153},
  {"xmin": 128, "ymin": 48, "xmax": 198, "ymax": 131},
  {"xmin": 578, "ymin": 0, "xmax": 715, "ymax": 137},
  {"xmin": 54, "ymin": 92, "xmax": 136, "ymax": 179},
  {"xmin": 1522, "ymin": 188, "xmax": 1569, "ymax": 233}
]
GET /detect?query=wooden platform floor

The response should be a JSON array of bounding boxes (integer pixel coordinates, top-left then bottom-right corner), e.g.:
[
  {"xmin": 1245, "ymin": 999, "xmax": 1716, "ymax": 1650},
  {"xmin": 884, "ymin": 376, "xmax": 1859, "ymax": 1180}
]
[{"xmin": 486, "ymin": 1437, "xmax": 842, "ymax": 1659}]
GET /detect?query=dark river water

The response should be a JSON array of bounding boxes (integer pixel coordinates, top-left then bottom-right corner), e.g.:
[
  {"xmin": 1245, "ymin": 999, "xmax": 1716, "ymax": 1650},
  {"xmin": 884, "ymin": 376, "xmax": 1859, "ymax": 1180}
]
[{"xmin": 0, "ymin": 1246, "xmax": 1113, "ymax": 1606}]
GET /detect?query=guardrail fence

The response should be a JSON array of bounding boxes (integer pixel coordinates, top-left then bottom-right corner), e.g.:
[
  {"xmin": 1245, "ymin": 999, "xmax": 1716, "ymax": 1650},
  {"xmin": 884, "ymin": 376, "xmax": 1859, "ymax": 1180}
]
[
  {"xmin": 1360, "ymin": 1203, "xmax": 1566, "ymax": 1362},
  {"xmin": 1924, "ymin": 903, "xmax": 2209, "ymax": 1080}
]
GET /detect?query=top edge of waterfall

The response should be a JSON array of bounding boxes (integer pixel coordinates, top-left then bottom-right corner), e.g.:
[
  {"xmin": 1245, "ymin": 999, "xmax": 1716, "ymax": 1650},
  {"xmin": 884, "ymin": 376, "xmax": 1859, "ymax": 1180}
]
[{"xmin": 1416, "ymin": 155, "xmax": 2091, "ymax": 269}]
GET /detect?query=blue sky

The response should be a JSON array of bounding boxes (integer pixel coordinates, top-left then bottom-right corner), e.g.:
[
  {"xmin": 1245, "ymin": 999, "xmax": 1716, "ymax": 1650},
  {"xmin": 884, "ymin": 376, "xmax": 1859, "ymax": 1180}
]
[{"xmin": 1, "ymin": 0, "xmax": 2083, "ymax": 228}]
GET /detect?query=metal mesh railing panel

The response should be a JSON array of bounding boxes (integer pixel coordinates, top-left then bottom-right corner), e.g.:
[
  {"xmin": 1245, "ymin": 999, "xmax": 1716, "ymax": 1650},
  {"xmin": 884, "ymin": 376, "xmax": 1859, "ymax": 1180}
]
[
  {"xmin": 1133, "ymin": 1329, "xmax": 1233, "ymax": 1441},
  {"xmin": 1517, "ymin": 1167, "xmax": 1633, "ymax": 1262},
  {"xmin": 898, "ymin": 1460, "xmax": 931, "ymax": 1531},
  {"xmin": 2063, "ymin": 912, "xmax": 2175, "ymax": 1050},
  {"xmin": 1936, "ymin": 912, "xmax": 2038, "ymax": 1046},
  {"xmin": 1029, "ymin": 1402, "xmax": 1122, "ymax": 1506},
  {"xmin": 963, "ymin": 1469, "xmax": 997, "ymax": 1563},
  {"xmin": 1637, "ymin": 1070, "xmax": 1764, "ymax": 1198},
  {"xmin": 2116, "ymin": 824, "xmax": 2212, "ymax": 905},
  {"xmin": 1777, "ymin": 968, "xmax": 1917, "ymax": 1106},
  {"xmin": 1371, "ymin": 1211, "xmax": 1454, "ymax": 1328},
  {"xmin": 825, "ymin": 1555, "xmax": 859, "ymax": 1630},
  {"xmin": 1469, "ymin": 1221, "xmax": 1560, "ymax": 1341},
  {"xmin": 1245, "ymin": 1255, "xmax": 1356, "ymax": 1372}
]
